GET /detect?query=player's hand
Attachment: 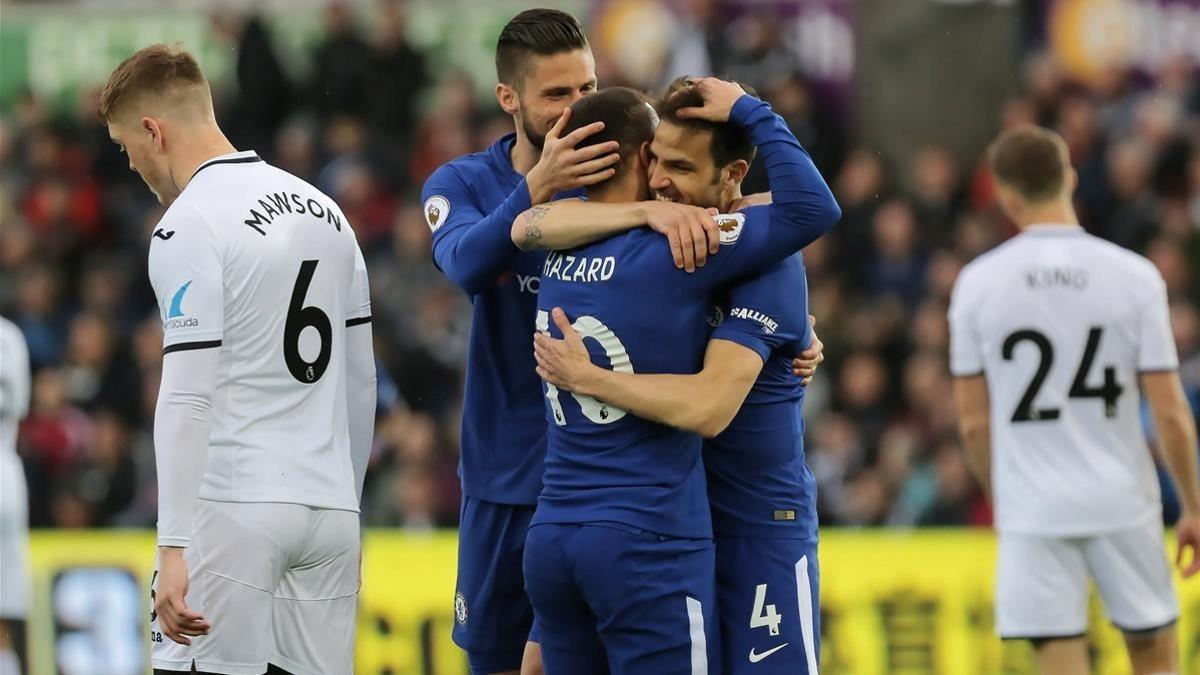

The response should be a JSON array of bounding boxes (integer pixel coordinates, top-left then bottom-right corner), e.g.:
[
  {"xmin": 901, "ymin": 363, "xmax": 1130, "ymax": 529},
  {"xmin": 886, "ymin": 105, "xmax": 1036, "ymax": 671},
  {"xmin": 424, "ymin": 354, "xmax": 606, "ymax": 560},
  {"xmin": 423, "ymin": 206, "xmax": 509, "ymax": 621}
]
[
  {"xmin": 729, "ymin": 192, "xmax": 771, "ymax": 211},
  {"xmin": 791, "ymin": 316, "xmax": 825, "ymax": 386},
  {"xmin": 534, "ymin": 308, "xmax": 596, "ymax": 394},
  {"xmin": 645, "ymin": 201, "xmax": 720, "ymax": 272},
  {"xmin": 674, "ymin": 77, "xmax": 749, "ymax": 123},
  {"xmin": 155, "ymin": 547, "xmax": 210, "ymax": 646},
  {"xmin": 1176, "ymin": 511, "xmax": 1200, "ymax": 577},
  {"xmin": 526, "ymin": 108, "xmax": 621, "ymax": 204}
]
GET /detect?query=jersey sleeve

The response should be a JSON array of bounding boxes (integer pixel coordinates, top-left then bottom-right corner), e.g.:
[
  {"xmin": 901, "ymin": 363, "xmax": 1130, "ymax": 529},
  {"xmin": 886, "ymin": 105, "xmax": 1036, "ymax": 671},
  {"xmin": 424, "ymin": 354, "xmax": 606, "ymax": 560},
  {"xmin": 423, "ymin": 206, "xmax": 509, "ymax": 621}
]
[
  {"xmin": 711, "ymin": 257, "xmax": 808, "ymax": 363},
  {"xmin": 948, "ymin": 266, "xmax": 985, "ymax": 376},
  {"xmin": 0, "ymin": 319, "xmax": 31, "ymax": 421},
  {"xmin": 147, "ymin": 203, "xmax": 225, "ymax": 353},
  {"xmin": 343, "ymin": 237, "xmax": 377, "ymax": 503},
  {"xmin": 346, "ymin": 239, "xmax": 372, "ymax": 325},
  {"xmin": 1135, "ymin": 271, "xmax": 1179, "ymax": 372},
  {"xmin": 680, "ymin": 96, "xmax": 840, "ymax": 291},
  {"xmin": 423, "ymin": 163, "xmax": 531, "ymax": 295}
]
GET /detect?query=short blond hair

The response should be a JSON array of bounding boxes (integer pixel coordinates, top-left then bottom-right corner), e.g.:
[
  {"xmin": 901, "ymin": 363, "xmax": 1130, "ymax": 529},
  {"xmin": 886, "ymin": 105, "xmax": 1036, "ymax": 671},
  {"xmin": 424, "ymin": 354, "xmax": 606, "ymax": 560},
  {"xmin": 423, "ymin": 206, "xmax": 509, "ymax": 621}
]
[
  {"xmin": 98, "ymin": 44, "xmax": 210, "ymax": 125},
  {"xmin": 987, "ymin": 126, "xmax": 1071, "ymax": 203}
]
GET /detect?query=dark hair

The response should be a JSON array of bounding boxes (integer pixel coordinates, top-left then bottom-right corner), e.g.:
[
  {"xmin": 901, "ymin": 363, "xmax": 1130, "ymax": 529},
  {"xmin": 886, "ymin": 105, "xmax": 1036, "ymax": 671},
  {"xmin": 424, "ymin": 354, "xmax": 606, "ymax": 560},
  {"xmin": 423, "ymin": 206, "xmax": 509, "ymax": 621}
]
[
  {"xmin": 99, "ymin": 43, "xmax": 208, "ymax": 123},
  {"xmin": 560, "ymin": 87, "xmax": 656, "ymax": 191},
  {"xmin": 496, "ymin": 9, "xmax": 589, "ymax": 89},
  {"xmin": 656, "ymin": 81, "xmax": 757, "ymax": 169},
  {"xmin": 987, "ymin": 126, "xmax": 1069, "ymax": 202}
]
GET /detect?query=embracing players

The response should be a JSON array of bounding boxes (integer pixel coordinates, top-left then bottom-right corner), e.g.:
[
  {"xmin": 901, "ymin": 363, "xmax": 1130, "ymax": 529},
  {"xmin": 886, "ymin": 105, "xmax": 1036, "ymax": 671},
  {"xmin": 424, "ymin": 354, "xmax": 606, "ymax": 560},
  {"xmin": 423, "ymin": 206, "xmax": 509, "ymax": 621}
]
[
  {"xmin": 100, "ymin": 45, "xmax": 376, "ymax": 674},
  {"xmin": 421, "ymin": 10, "xmax": 748, "ymax": 674},
  {"xmin": 951, "ymin": 126, "xmax": 1200, "ymax": 675},
  {"xmin": 518, "ymin": 80, "xmax": 838, "ymax": 673},
  {"xmin": 524, "ymin": 77, "xmax": 828, "ymax": 674}
]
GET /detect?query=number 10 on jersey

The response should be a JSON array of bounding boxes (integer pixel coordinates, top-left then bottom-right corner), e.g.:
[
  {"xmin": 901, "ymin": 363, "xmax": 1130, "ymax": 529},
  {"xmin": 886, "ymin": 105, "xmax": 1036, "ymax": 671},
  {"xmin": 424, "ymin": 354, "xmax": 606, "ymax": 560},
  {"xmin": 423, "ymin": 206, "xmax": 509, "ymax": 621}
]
[{"xmin": 535, "ymin": 309, "xmax": 633, "ymax": 426}]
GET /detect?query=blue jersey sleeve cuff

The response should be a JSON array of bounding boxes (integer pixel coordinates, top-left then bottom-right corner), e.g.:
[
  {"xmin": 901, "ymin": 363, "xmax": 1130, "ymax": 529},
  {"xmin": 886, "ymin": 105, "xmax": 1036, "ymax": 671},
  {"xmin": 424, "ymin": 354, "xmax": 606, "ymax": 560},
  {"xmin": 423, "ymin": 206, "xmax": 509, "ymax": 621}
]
[
  {"xmin": 711, "ymin": 327, "xmax": 773, "ymax": 363},
  {"xmin": 511, "ymin": 178, "xmax": 534, "ymax": 213},
  {"xmin": 729, "ymin": 95, "xmax": 770, "ymax": 127}
]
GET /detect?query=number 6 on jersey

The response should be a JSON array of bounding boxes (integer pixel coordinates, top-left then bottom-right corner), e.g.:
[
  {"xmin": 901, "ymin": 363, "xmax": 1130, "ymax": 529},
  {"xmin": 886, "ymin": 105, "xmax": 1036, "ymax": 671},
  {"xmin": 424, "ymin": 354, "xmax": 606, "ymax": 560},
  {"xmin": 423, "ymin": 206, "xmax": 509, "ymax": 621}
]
[{"xmin": 284, "ymin": 259, "xmax": 332, "ymax": 384}]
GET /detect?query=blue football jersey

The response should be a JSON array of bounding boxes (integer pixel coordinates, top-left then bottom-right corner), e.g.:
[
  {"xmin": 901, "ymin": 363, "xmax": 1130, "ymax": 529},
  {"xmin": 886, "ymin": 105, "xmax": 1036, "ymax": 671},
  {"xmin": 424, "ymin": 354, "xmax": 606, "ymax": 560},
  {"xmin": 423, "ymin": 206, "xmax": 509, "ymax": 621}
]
[
  {"xmin": 422, "ymin": 134, "xmax": 583, "ymax": 504},
  {"xmin": 533, "ymin": 96, "xmax": 839, "ymax": 539},
  {"xmin": 705, "ymin": 253, "xmax": 818, "ymax": 541}
]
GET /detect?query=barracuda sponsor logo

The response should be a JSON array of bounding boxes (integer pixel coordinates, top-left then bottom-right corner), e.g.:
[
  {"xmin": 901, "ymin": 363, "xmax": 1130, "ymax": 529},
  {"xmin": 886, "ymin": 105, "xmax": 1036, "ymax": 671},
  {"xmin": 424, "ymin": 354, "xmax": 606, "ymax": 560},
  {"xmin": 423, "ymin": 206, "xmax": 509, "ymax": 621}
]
[{"xmin": 163, "ymin": 280, "xmax": 200, "ymax": 330}]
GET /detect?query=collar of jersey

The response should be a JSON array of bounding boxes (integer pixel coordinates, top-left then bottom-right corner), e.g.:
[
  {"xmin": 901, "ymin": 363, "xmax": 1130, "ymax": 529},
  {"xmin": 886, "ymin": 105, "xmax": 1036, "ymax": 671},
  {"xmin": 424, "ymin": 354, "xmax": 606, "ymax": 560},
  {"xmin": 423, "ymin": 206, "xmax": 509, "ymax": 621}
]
[
  {"xmin": 190, "ymin": 150, "xmax": 263, "ymax": 181},
  {"xmin": 1024, "ymin": 223, "xmax": 1084, "ymax": 235},
  {"xmin": 487, "ymin": 133, "xmax": 521, "ymax": 183}
]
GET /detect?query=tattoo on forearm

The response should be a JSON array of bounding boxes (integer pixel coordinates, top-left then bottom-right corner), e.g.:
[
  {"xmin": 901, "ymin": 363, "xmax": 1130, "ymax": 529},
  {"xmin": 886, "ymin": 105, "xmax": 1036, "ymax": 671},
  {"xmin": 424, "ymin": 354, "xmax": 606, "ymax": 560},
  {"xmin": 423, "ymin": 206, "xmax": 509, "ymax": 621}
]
[{"xmin": 522, "ymin": 205, "xmax": 548, "ymax": 247}]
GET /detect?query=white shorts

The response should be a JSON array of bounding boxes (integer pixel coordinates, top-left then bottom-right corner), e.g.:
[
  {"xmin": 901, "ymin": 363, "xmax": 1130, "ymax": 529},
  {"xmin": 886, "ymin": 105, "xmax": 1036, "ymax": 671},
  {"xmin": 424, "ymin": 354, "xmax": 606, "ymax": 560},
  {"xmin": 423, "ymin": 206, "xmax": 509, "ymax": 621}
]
[
  {"xmin": 996, "ymin": 521, "xmax": 1179, "ymax": 640},
  {"xmin": 0, "ymin": 451, "xmax": 28, "ymax": 619},
  {"xmin": 150, "ymin": 500, "xmax": 360, "ymax": 675}
]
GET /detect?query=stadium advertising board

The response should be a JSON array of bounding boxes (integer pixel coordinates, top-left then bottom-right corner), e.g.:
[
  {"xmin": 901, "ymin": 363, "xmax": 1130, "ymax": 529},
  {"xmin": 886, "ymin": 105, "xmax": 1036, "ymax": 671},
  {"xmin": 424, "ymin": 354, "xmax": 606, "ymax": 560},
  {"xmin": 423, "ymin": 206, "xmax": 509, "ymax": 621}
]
[{"xmin": 23, "ymin": 530, "xmax": 1198, "ymax": 674}]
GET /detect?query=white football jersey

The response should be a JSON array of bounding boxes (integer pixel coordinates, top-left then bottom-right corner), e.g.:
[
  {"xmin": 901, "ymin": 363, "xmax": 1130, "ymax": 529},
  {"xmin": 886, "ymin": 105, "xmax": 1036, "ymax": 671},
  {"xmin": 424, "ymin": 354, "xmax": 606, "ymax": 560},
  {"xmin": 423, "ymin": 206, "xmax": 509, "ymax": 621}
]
[
  {"xmin": 0, "ymin": 316, "xmax": 30, "ymax": 461},
  {"xmin": 949, "ymin": 225, "xmax": 1178, "ymax": 536},
  {"xmin": 148, "ymin": 151, "xmax": 371, "ymax": 513}
]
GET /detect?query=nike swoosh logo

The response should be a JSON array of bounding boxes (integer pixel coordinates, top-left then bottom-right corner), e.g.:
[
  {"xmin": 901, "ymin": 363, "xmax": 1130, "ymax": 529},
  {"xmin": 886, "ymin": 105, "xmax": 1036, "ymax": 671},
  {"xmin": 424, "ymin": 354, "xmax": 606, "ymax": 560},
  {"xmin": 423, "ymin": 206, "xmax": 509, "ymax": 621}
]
[
  {"xmin": 748, "ymin": 643, "xmax": 789, "ymax": 663},
  {"xmin": 153, "ymin": 229, "xmax": 176, "ymax": 240}
]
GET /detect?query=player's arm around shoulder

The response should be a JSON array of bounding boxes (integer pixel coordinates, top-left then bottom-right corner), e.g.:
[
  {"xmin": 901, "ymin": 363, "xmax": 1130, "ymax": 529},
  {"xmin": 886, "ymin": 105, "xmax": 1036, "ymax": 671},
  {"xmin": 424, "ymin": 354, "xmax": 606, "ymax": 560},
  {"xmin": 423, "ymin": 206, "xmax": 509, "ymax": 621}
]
[
  {"xmin": 511, "ymin": 198, "xmax": 720, "ymax": 271},
  {"xmin": 533, "ymin": 307, "xmax": 763, "ymax": 438}
]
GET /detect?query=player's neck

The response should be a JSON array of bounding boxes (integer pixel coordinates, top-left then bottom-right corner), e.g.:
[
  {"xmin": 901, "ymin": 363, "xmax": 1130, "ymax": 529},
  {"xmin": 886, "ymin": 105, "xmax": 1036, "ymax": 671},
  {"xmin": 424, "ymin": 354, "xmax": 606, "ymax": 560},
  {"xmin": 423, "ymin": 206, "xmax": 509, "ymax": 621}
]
[
  {"xmin": 510, "ymin": 130, "xmax": 540, "ymax": 176},
  {"xmin": 1015, "ymin": 198, "xmax": 1080, "ymax": 230},
  {"xmin": 170, "ymin": 126, "xmax": 239, "ymax": 195},
  {"xmin": 587, "ymin": 174, "xmax": 642, "ymax": 203},
  {"xmin": 718, "ymin": 188, "xmax": 744, "ymax": 213}
]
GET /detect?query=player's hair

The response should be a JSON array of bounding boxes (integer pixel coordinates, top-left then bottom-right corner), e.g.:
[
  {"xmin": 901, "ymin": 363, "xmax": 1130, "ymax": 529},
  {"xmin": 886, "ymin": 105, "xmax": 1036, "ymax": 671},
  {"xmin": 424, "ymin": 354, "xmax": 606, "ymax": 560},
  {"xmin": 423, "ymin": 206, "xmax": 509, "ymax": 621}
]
[
  {"xmin": 987, "ymin": 126, "xmax": 1070, "ymax": 203},
  {"xmin": 657, "ymin": 79, "xmax": 757, "ymax": 171},
  {"xmin": 495, "ymin": 9, "xmax": 589, "ymax": 89},
  {"xmin": 98, "ymin": 43, "xmax": 210, "ymax": 125},
  {"xmin": 560, "ymin": 87, "xmax": 656, "ymax": 192}
]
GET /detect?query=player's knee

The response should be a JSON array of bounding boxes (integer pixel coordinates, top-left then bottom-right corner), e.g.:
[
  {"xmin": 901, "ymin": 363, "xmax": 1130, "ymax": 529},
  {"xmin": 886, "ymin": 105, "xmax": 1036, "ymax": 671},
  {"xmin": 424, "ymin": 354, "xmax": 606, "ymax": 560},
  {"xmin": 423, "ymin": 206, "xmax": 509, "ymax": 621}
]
[
  {"xmin": 1029, "ymin": 634, "xmax": 1084, "ymax": 650},
  {"xmin": 1123, "ymin": 624, "xmax": 1177, "ymax": 671},
  {"xmin": 1123, "ymin": 622, "xmax": 1176, "ymax": 648}
]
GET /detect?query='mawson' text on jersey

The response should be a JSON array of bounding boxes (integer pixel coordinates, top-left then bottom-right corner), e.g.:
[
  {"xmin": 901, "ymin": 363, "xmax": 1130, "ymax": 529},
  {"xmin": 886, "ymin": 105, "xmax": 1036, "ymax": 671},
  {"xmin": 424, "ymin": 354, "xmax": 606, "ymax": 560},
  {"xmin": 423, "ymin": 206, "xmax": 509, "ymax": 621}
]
[
  {"xmin": 243, "ymin": 192, "xmax": 342, "ymax": 236},
  {"xmin": 542, "ymin": 251, "xmax": 617, "ymax": 283}
]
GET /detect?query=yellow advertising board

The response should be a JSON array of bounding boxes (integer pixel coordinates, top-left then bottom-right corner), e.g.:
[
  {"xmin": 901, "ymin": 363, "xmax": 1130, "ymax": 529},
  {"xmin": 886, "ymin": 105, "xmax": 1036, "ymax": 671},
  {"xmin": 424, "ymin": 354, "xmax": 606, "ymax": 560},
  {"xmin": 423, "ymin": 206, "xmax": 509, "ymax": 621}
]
[{"xmin": 23, "ymin": 530, "xmax": 1198, "ymax": 674}]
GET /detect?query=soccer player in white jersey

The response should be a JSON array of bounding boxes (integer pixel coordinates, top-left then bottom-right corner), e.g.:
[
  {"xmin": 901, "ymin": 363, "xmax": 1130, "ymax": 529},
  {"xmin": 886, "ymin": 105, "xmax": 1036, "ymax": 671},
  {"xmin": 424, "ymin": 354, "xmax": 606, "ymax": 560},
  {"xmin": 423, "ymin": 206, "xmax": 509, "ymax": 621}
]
[
  {"xmin": 99, "ymin": 45, "xmax": 376, "ymax": 675},
  {"xmin": 0, "ymin": 316, "xmax": 31, "ymax": 674},
  {"xmin": 950, "ymin": 126, "xmax": 1200, "ymax": 675}
]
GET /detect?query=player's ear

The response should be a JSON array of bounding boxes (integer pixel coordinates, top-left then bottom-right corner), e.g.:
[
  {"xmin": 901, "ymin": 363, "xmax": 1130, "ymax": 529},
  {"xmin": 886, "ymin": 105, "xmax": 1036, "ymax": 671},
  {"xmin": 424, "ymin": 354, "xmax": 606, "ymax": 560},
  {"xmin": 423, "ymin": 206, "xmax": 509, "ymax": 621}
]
[
  {"xmin": 142, "ymin": 117, "xmax": 165, "ymax": 153},
  {"xmin": 638, "ymin": 141, "xmax": 651, "ymax": 168},
  {"xmin": 721, "ymin": 159, "xmax": 749, "ymax": 186},
  {"xmin": 496, "ymin": 83, "xmax": 519, "ymax": 117}
]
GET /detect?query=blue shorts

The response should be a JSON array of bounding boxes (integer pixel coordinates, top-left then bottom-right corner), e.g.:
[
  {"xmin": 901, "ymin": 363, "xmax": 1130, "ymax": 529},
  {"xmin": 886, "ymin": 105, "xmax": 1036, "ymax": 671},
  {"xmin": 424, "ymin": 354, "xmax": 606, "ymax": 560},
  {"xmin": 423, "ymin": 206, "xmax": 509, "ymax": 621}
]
[
  {"xmin": 524, "ymin": 523, "xmax": 719, "ymax": 675},
  {"xmin": 716, "ymin": 536, "xmax": 820, "ymax": 674},
  {"xmin": 453, "ymin": 496, "xmax": 538, "ymax": 674}
]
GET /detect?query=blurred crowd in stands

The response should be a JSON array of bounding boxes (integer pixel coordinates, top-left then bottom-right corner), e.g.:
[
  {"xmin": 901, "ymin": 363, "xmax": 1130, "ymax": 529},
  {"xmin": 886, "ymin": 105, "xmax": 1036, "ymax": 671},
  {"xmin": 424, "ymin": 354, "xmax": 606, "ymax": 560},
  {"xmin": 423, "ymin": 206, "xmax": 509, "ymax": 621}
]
[{"xmin": 1, "ymin": 2, "xmax": 1197, "ymax": 532}]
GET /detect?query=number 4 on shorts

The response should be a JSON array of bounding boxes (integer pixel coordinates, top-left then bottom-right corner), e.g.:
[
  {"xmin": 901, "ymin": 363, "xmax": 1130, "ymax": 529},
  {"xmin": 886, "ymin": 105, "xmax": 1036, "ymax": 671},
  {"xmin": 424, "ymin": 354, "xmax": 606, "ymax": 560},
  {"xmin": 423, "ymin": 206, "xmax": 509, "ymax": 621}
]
[{"xmin": 751, "ymin": 583, "xmax": 782, "ymax": 636}]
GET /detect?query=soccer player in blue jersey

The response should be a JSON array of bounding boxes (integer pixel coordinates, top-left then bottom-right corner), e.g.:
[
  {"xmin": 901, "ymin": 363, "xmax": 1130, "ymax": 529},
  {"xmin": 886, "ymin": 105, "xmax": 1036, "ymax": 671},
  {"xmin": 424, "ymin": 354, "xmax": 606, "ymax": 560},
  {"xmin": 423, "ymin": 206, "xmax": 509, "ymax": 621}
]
[
  {"xmin": 420, "ymin": 10, "xmax": 723, "ymax": 674},
  {"xmin": 528, "ymin": 78, "xmax": 824, "ymax": 674},
  {"xmin": 515, "ymin": 81, "xmax": 838, "ymax": 674}
]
